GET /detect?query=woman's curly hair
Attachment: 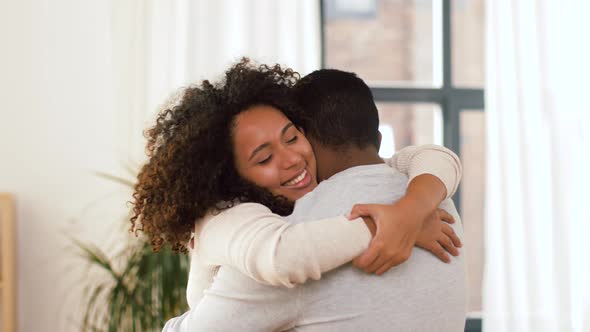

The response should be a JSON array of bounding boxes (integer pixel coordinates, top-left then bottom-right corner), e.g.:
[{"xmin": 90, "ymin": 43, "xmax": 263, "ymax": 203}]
[{"xmin": 130, "ymin": 58, "xmax": 304, "ymax": 254}]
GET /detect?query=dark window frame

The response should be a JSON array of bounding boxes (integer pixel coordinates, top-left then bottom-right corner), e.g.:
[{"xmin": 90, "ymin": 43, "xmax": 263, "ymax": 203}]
[{"xmin": 320, "ymin": 0, "xmax": 484, "ymax": 330}]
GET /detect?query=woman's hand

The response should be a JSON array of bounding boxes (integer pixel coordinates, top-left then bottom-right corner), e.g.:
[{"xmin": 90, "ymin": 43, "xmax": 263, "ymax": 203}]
[
  {"xmin": 415, "ymin": 208, "xmax": 461, "ymax": 263},
  {"xmin": 347, "ymin": 198, "xmax": 424, "ymax": 275},
  {"xmin": 347, "ymin": 199, "xmax": 461, "ymax": 275}
]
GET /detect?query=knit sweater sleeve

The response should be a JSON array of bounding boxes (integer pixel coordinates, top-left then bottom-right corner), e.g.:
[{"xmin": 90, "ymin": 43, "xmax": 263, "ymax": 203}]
[
  {"xmin": 386, "ymin": 144, "xmax": 462, "ymax": 198},
  {"xmin": 193, "ymin": 203, "xmax": 371, "ymax": 290}
]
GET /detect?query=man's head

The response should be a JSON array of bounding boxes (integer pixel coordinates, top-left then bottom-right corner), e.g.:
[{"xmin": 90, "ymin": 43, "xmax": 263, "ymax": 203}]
[{"xmin": 293, "ymin": 69, "xmax": 382, "ymax": 181}]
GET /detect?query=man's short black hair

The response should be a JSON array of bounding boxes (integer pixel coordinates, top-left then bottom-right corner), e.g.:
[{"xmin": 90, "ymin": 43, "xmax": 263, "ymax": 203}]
[{"xmin": 293, "ymin": 69, "xmax": 380, "ymax": 150}]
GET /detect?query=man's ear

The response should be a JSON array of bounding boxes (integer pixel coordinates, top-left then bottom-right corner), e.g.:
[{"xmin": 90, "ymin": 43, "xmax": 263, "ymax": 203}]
[{"xmin": 376, "ymin": 131, "xmax": 382, "ymax": 151}]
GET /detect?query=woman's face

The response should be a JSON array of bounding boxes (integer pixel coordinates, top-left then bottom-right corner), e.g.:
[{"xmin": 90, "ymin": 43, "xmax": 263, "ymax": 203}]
[{"xmin": 232, "ymin": 105, "xmax": 318, "ymax": 202}]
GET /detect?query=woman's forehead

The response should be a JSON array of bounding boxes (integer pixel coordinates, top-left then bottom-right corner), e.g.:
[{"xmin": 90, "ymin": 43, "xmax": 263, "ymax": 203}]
[
  {"xmin": 240, "ymin": 104, "xmax": 288, "ymax": 120},
  {"xmin": 233, "ymin": 106, "xmax": 294, "ymax": 155},
  {"xmin": 234, "ymin": 106, "xmax": 292, "ymax": 134}
]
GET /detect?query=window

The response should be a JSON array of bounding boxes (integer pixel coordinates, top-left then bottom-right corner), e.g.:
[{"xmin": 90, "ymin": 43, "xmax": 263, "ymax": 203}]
[{"xmin": 322, "ymin": 0, "xmax": 485, "ymax": 330}]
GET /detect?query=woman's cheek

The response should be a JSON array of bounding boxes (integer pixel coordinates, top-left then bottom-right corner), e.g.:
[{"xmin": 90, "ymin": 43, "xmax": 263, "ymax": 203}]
[
  {"xmin": 251, "ymin": 166, "xmax": 280, "ymax": 191},
  {"xmin": 300, "ymin": 141, "xmax": 314, "ymax": 160}
]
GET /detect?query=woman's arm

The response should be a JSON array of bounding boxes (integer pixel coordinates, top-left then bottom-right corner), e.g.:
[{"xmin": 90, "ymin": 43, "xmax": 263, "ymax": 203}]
[
  {"xmin": 386, "ymin": 144, "xmax": 462, "ymax": 199},
  {"xmin": 196, "ymin": 203, "xmax": 371, "ymax": 288},
  {"xmin": 186, "ymin": 202, "xmax": 372, "ymax": 307}
]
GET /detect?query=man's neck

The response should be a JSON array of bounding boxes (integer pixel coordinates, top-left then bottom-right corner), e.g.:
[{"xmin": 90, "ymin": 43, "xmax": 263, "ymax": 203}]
[{"xmin": 324, "ymin": 146, "xmax": 384, "ymax": 180}]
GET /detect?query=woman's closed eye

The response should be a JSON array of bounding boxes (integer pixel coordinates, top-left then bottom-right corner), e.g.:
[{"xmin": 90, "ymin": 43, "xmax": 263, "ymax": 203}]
[
  {"xmin": 257, "ymin": 155, "xmax": 272, "ymax": 165},
  {"xmin": 286, "ymin": 135, "xmax": 298, "ymax": 144}
]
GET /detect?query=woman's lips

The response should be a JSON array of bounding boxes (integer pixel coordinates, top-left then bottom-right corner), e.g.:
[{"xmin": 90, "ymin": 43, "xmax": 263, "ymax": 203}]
[{"xmin": 282, "ymin": 169, "xmax": 311, "ymax": 188}]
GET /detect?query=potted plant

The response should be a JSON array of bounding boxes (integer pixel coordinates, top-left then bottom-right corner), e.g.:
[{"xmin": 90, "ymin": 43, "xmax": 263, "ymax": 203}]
[{"xmin": 73, "ymin": 170, "xmax": 189, "ymax": 332}]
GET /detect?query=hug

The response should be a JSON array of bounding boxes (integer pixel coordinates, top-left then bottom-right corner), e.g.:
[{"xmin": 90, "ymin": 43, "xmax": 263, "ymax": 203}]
[{"xmin": 131, "ymin": 58, "xmax": 466, "ymax": 331}]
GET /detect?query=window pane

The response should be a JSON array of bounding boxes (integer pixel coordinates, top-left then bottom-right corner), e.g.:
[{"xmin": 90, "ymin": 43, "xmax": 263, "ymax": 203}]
[
  {"xmin": 324, "ymin": 0, "xmax": 441, "ymax": 87},
  {"xmin": 377, "ymin": 103, "xmax": 442, "ymax": 157},
  {"xmin": 460, "ymin": 110, "xmax": 485, "ymax": 314},
  {"xmin": 452, "ymin": 0, "xmax": 485, "ymax": 87}
]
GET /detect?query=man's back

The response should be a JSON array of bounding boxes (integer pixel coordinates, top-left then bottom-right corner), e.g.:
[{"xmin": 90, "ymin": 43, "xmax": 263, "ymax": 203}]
[
  {"xmin": 172, "ymin": 163, "xmax": 466, "ymax": 332},
  {"xmin": 287, "ymin": 163, "xmax": 466, "ymax": 331}
]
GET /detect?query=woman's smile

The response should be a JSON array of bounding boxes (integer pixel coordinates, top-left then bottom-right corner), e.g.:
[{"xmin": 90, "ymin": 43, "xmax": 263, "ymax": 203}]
[{"xmin": 282, "ymin": 168, "xmax": 312, "ymax": 188}]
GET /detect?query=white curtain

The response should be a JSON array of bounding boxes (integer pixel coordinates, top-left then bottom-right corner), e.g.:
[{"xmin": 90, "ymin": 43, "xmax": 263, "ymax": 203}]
[
  {"xmin": 484, "ymin": 0, "xmax": 590, "ymax": 331},
  {"xmin": 110, "ymin": 0, "xmax": 322, "ymax": 161}
]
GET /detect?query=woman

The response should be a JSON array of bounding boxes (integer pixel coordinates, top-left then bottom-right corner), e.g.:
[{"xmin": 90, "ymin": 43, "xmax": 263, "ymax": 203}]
[{"xmin": 131, "ymin": 59, "xmax": 462, "ymax": 310}]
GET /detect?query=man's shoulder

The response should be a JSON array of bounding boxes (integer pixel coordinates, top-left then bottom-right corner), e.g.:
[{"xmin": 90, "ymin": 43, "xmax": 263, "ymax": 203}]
[
  {"xmin": 317, "ymin": 165, "xmax": 407, "ymax": 197},
  {"xmin": 291, "ymin": 165, "xmax": 409, "ymax": 220},
  {"xmin": 316, "ymin": 164, "xmax": 403, "ymax": 191}
]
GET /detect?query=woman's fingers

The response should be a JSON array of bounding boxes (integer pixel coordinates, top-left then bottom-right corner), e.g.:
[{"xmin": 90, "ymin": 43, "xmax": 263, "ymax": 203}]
[
  {"xmin": 365, "ymin": 253, "xmax": 389, "ymax": 274},
  {"xmin": 347, "ymin": 204, "xmax": 379, "ymax": 220},
  {"xmin": 438, "ymin": 234, "xmax": 459, "ymax": 257},
  {"xmin": 430, "ymin": 243, "xmax": 451, "ymax": 263},
  {"xmin": 355, "ymin": 239, "xmax": 411, "ymax": 274},
  {"xmin": 437, "ymin": 208, "xmax": 455, "ymax": 224},
  {"xmin": 375, "ymin": 260, "xmax": 397, "ymax": 276},
  {"xmin": 442, "ymin": 223, "xmax": 462, "ymax": 248},
  {"xmin": 353, "ymin": 240, "xmax": 382, "ymax": 268}
]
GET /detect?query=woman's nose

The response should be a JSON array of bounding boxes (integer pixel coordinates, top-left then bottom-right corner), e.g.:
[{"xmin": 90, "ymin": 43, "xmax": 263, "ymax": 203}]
[{"xmin": 278, "ymin": 147, "xmax": 303, "ymax": 169}]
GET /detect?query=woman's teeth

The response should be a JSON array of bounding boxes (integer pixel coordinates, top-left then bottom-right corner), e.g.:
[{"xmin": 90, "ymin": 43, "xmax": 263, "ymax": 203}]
[{"xmin": 285, "ymin": 169, "xmax": 307, "ymax": 186}]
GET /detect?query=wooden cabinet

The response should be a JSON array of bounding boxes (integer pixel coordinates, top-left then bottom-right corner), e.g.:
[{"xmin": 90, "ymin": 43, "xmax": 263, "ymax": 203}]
[{"xmin": 0, "ymin": 193, "xmax": 16, "ymax": 332}]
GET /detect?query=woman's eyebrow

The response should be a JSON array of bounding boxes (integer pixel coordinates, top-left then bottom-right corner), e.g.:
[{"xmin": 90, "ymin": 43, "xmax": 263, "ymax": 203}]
[
  {"xmin": 247, "ymin": 123, "xmax": 294, "ymax": 161},
  {"xmin": 281, "ymin": 123, "xmax": 294, "ymax": 136},
  {"xmin": 248, "ymin": 143, "xmax": 270, "ymax": 161}
]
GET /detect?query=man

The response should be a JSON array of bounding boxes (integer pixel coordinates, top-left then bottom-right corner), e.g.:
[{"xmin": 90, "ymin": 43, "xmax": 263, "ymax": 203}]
[{"xmin": 164, "ymin": 69, "xmax": 466, "ymax": 331}]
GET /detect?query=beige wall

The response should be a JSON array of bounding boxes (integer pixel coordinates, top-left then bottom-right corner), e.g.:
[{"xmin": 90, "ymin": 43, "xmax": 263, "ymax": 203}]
[{"xmin": 0, "ymin": 1, "xmax": 133, "ymax": 331}]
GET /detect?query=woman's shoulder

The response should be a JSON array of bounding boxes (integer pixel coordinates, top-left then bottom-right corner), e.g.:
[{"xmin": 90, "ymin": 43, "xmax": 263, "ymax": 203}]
[
  {"xmin": 213, "ymin": 202, "xmax": 273, "ymax": 218},
  {"xmin": 196, "ymin": 202, "xmax": 273, "ymax": 234}
]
